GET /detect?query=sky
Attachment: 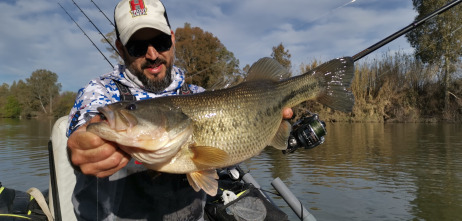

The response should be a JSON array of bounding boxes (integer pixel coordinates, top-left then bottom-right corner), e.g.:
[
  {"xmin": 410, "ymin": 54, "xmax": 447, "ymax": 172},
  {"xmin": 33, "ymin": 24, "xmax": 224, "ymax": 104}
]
[{"xmin": 0, "ymin": 0, "xmax": 419, "ymax": 92}]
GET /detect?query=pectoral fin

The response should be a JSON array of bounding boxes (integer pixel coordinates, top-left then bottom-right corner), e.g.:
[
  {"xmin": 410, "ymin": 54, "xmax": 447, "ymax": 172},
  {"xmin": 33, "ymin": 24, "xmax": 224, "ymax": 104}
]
[
  {"xmin": 190, "ymin": 146, "xmax": 230, "ymax": 167},
  {"xmin": 187, "ymin": 170, "xmax": 219, "ymax": 196},
  {"xmin": 269, "ymin": 120, "xmax": 291, "ymax": 150}
]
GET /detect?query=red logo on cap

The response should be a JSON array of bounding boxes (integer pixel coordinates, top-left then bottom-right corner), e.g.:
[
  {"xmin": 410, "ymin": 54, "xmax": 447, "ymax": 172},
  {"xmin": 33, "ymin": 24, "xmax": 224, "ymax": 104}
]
[{"xmin": 129, "ymin": 0, "xmax": 147, "ymax": 17}]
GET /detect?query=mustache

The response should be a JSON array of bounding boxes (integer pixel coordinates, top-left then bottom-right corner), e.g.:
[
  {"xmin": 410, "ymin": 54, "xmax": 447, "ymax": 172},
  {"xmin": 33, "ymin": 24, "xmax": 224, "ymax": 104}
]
[{"xmin": 141, "ymin": 58, "xmax": 166, "ymax": 69}]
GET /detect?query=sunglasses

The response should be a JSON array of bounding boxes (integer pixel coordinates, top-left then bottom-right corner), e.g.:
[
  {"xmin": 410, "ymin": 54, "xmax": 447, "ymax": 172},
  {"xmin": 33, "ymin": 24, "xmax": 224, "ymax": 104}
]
[{"xmin": 125, "ymin": 34, "xmax": 172, "ymax": 57}]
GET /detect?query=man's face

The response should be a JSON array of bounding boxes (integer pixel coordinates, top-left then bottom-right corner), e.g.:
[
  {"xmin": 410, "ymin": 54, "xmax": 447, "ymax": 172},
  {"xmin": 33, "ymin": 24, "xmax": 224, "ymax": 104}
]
[{"xmin": 118, "ymin": 28, "xmax": 175, "ymax": 93}]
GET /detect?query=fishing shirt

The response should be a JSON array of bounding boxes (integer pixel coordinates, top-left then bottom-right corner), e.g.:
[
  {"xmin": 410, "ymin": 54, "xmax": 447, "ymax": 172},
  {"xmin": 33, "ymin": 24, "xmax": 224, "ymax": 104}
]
[{"xmin": 67, "ymin": 64, "xmax": 206, "ymax": 221}]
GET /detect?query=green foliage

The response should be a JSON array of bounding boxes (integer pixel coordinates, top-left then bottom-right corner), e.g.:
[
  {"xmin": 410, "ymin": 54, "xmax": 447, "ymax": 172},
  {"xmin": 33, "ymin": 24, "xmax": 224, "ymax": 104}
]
[
  {"xmin": 2, "ymin": 20, "xmax": 456, "ymax": 122},
  {"xmin": 11, "ymin": 80, "xmax": 34, "ymax": 117},
  {"xmin": 406, "ymin": 0, "xmax": 462, "ymax": 113},
  {"xmin": 53, "ymin": 91, "xmax": 78, "ymax": 117},
  {"xmin": 26, "ymin": 69, "xmax": 62, "ymax": 115},
  {"xmin": 350, "ymin": 51, "xmax": 462, "ymax": 122},
  {"xmin": 293, "ymin": 51, "xmax": 462, "ymax": 122},
  {"xmin": 299, "ymin": 59, "xmax": 321, "ymax": 74},
  {"xmin": 0, "ymin": 69, "xmax": 68, "ymax": 118},
  {"xmin": 174, "ymin": 23, "xmax": 240, "ymax": 89},
  {"xmin": 406, "ymin": 0, "xmax": 462, "ymax": 64},
  {"xmin": 1, "ymin": 95, "xmax": 21, "ymax": 118}
]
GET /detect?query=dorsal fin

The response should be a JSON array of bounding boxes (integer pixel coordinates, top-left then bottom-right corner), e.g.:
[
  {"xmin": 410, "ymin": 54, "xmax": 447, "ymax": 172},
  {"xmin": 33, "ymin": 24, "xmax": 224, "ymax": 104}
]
[{"xmin": 245, "ymin": 57, "xmax": 291, "ymax": 82}]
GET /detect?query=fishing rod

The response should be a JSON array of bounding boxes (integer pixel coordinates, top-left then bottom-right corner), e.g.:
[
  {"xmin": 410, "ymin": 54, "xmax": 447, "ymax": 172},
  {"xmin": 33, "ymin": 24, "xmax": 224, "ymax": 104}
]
[
  {"xmin": 59, "ymin": 2, "xmax": 114, "ymax": 68},
  {"xmin": 352, "ymin": 0, "xmax": 462, "ymax": 62},
  {"xmin": 71, "ymin": 0, "xmax": 121, "ymax": 57},
  {"xmin": 90, "ymin": 0, "xmax": 115, "ymax": 27},
  {"xmin": 286, "ymin": 0, "xmax": 462, "ymax": 155}
]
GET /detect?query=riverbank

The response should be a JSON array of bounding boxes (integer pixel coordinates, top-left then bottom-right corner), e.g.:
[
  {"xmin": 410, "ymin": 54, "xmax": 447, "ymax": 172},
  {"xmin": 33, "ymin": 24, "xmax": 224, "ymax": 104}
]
[{"xmin": 292, "ymin": 100, "xmax": 461, "ymax": 124}]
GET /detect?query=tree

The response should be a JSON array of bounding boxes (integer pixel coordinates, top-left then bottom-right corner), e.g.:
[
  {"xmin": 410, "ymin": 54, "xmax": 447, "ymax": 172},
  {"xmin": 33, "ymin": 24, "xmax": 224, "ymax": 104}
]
[
  {"xmin": 0, "ymin": 83, "xmax": 9, "ymax": 117},
  {"xmin": 1, "ymin": 95, "xmax": 21, "ymax": 118},
  {"xmin": 102, "ymin": 29, "xmax": 123, "ymax": 64},
  {"xmin": 25, "ymin": 69, "xmax": 62, "ymax": 115},
  {"xmin": 299, "ymin": 59, "xmax": 321, "ymax": 74},
  {"xmin": 242, "ymin": 64, "xmax": 251, "ymax": 74},
  {"xmin": 405, "ymin": 0, "xmax": 462, "ymax": 113},
  {"xmin": 174, "ymin": 23, "xmax": 240, "ymax": 89},
  {"xmin": 8, "ymin": 80, "xmax": 32, "ymax": 117},
  {"xmin": 271, "ymin": 43, "xmax": 292, "ymax": 76},
  {"xmin": 53, "ymin": 91, "xmax": 77, "ymax": 117}
]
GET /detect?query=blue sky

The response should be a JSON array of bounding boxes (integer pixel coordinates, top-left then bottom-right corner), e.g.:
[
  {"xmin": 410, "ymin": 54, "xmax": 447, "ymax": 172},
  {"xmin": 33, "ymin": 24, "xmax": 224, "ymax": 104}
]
[{"xmin": 0, "ymin": 0, "xmax": 417, "ymax": 92}]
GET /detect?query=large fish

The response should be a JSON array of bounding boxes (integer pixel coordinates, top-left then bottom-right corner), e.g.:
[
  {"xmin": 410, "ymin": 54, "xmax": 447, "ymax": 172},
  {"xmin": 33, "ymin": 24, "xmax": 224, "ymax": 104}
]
[{"xmin": 87, "ymin": 57, "xmax": 355, "ymax": 196}]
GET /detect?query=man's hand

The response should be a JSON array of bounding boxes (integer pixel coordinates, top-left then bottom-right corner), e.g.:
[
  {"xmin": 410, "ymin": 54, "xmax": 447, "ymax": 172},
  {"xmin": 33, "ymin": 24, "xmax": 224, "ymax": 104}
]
[
  {"xmin": 67, "ymin": 115, "xmax": 131, "ymax": 177},
  {"xmin": 282, "ymin": 108, "xmax": 293, "ymax": 119},
  {"xmin": 67, "ymin": 108, "xmax": 292, "ymax": 178}
]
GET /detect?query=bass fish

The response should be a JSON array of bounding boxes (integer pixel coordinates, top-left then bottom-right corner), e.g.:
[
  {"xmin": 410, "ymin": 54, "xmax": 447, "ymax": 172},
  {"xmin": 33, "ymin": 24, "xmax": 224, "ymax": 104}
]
[{"xmin": 87, "ymin": 57, "xmax": 355, "ymax": 196}]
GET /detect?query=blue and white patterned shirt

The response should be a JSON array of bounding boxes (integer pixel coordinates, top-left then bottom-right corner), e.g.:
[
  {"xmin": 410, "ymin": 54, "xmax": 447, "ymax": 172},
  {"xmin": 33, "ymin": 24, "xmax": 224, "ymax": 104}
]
[
  {"xmin": 66, "ymin": 64, "xmax": 207, "ymax": 221},
  {"xmin": 67, "ymin": 64, "xmax": 204, "ymax": 136}
]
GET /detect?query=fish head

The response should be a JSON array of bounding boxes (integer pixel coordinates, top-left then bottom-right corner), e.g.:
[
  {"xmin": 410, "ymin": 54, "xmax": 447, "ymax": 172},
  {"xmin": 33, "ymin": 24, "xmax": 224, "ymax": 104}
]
[
  {"xmin": 87, "ymin": 101, "xmax": 193, "ymax": 164},
  {"xmin": 97, "ymin": 102, "xmax": 139, "ymax": 132}
]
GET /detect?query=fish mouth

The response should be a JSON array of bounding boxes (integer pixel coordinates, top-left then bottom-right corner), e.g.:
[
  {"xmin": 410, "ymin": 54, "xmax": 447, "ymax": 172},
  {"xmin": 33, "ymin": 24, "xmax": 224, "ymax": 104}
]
[
  {"xmin": 96, "ymin": 106, "xmax": 138, "ymax": 131},
  {"xmin": 96, "ymin": 106, "xmax": 113, "ymax": 125},
  {"xmin": 96, "ymin": 106, "xmax": 115, "ymax": 128}
]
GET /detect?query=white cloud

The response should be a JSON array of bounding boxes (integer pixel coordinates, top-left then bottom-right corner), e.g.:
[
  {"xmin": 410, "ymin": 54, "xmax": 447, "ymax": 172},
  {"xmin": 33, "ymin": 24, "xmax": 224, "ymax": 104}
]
[{"xmin": 0, "ymin": 0, "xmax": 420, "ymax": 92}]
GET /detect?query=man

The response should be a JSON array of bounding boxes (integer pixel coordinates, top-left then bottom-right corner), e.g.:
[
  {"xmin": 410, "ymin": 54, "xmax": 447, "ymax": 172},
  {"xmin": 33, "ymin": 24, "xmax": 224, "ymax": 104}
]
[{"xmin": 67, "ymin": 0, "xmax": 293, "ymax": 220}]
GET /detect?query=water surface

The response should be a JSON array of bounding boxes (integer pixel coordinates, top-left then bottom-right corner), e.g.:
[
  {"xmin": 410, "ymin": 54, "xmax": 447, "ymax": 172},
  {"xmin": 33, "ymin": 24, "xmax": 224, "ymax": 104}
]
[
  {"xmin": 1, "ymin": 120, "xmax": 461, "ymax": 220},
  {"xmin": 241, "ymin": 123, "xmax": 462, "ymax": 220}
]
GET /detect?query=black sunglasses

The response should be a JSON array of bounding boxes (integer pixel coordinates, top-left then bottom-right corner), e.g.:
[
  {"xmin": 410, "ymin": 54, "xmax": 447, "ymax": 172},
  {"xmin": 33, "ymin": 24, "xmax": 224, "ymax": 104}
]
[{"xmin": 125, "ymin": 34, "xmax": 172, "ymax": 57}]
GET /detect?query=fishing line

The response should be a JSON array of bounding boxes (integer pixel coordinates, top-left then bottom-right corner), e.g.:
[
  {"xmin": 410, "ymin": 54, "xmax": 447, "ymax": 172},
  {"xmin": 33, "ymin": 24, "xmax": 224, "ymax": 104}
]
[
  {"xmin": 449, "ymin": 25, "xmax": 462, "ymax": 36},
  {"xmin": 185, "ymin": 0, "xmax": 359, "ymax": 87},
  {"xmin": 71, "ymin": 0, "xmax": 121, "ymax": 57},
  {"xmin": 259, "ymin": 187, "xmax": 307, "ymax": 221},
  {"xmin": 90, "ymin": 0, "xmax": 115, "ymax": 27},
  {"xmin": 60, "ymin": 2, "xmax": 104, "ymax": 215},
  {"xmin": 258, "ymin": 188, "xmax": 282, "ymax": 197},
  {"xmin": 326, "ymin": 0, "xmax": 462, "ymax": 87},
  {"xmin": 353, "ymin": 0, "xmax": 462, "ymax": 61},
  {"xmin": 331, "ymin": 0, "xmax": 357, "ymax": 14},
  {"xmin": 307, "ymin": 0, "xmax": 358, "ymax": 23},
  {"xmin": 58, "ymin": 2, "xmax": 114, "ymax": 68},
  {"xmin": 97, "ymin": 177, "xmax": 99, "ymax": 220}
]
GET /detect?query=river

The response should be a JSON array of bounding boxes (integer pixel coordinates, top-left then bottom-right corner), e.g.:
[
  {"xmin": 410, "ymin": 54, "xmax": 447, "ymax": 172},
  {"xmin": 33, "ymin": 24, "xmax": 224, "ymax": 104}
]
[{"xmin": 1, "ymin": 118, "xmax": 461, "ymax": 220}]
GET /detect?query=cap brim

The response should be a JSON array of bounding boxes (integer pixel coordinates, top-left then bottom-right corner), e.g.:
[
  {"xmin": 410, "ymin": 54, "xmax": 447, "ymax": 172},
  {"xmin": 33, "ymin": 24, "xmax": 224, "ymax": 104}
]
[{"xmin": 120, "ymin": 21, "xmax": 171, "ymax": 45}]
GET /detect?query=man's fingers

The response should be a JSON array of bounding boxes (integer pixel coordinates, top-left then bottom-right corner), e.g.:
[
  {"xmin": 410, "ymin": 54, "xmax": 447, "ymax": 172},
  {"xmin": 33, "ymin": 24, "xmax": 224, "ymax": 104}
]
[
  {"xmin": 73, "ymin": 132, "xmax": 106, "ymax": 150},
  {"xmin": 71, "ymin": 142, "xmax": 118, "ymax": 165},
  {"xmin": 282, "ymin": 108, "xmax": 293, "ymax": 119},
  {"xmin": 67, "ymin": 114, "xmax": 130, "ymax": 177},
  {"xmin": 80, "ymin": 150, "xmax": 131, "ymax": 177}
]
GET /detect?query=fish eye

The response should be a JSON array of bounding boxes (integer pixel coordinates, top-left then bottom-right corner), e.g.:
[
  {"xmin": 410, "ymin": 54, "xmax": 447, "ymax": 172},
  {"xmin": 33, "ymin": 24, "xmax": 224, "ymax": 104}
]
[{"xmin": 126, "ymin": 103, "xmax": 137, "ymax": 111}]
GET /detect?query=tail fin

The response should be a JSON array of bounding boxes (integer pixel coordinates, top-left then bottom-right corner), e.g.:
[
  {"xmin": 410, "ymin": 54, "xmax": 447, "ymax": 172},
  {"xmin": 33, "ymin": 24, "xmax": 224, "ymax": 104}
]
[{"xmin": 314, "ymin": 57, "xmax": 355, "ymax": 112}]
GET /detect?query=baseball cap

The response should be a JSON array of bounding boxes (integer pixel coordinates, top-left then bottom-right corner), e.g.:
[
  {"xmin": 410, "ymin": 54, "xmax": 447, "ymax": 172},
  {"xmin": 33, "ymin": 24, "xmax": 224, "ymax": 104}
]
[{"xmin": 115, "ymin": 0, "xmax": 171, "ymax": 46}]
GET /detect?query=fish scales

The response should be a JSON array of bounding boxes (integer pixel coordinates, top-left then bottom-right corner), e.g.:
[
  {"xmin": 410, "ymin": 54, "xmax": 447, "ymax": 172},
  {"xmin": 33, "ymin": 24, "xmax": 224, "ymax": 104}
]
[
  {"xmin": 87, "ymin": 57, "xmax": 355, "ymax": 196},
  {"xmin": 172, "ymin": 81, "xmax": 289, "ymax": 166}
]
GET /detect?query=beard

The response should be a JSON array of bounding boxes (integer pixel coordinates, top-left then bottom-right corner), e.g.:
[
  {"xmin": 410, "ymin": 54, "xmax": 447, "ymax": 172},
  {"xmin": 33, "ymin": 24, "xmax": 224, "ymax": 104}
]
[{"xmin": 126, "ymin": 58, "xmax": 173, "ymax": 93}]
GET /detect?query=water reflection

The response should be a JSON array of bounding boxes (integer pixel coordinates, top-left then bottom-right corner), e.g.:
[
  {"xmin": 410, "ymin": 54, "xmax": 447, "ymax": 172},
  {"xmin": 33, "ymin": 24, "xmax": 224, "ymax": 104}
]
[
  {"xmin": 1, "ymin": 120, "xmax": 461, "ymax": 220},
  {"xmin": 0, "ymin": 118, "xmax": 55, "ymax": 191},
  {"xmin": 242, "ymin": 123, "xmax": 462, "ymax": 221}
]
